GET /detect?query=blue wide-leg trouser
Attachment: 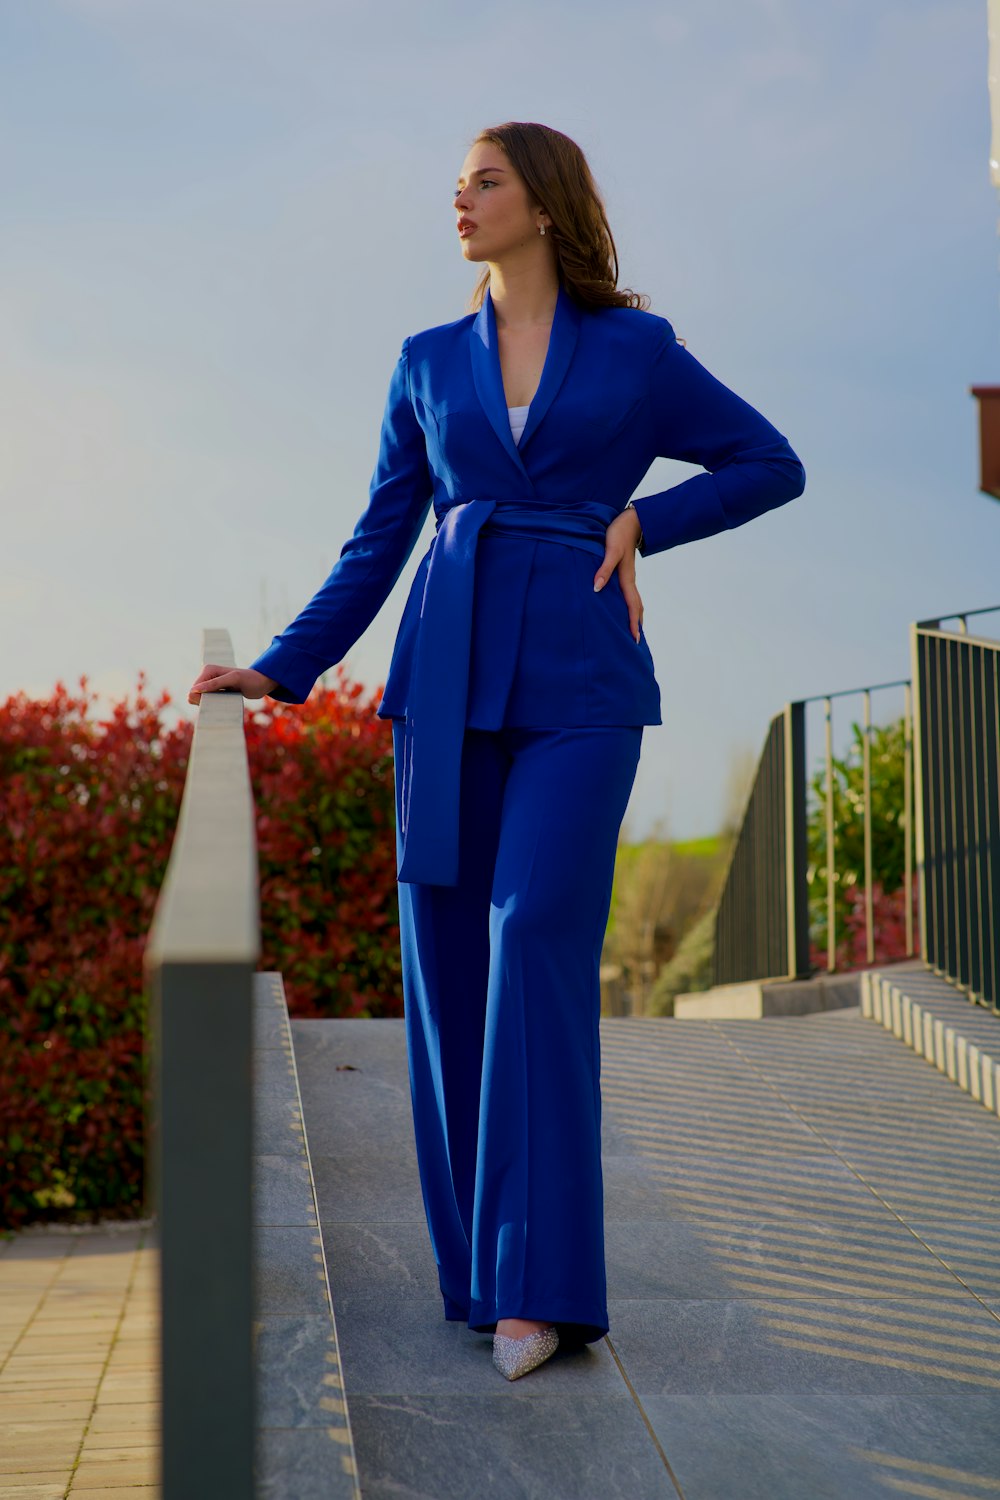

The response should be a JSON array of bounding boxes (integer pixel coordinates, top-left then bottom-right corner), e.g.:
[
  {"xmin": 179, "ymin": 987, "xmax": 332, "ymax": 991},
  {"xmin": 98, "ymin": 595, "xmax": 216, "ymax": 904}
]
[{"xmin": 392, "ymin": 721, "xmax": 643, "ymax": 1346}]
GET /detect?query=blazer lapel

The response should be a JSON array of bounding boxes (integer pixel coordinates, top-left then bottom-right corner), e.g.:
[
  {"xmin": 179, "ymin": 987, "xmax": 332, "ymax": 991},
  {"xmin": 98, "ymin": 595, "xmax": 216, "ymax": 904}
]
[
  {"xmin": 518, "ymin": 283, "xmax": 581, "ymax": 452},
  {"xmin": 469, "ymin": 283, "xmax": 583, "ymax": 473},
  {"xmin": 470, "ymin": 289, "xmax": 526, "ymax": 475}
]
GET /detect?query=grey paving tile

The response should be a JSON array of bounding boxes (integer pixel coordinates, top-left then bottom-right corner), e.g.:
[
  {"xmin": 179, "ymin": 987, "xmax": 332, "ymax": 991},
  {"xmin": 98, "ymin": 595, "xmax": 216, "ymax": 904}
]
[
  {"xmin": 253, "ymin": 986, "xmax": 291, "ymax": 1050},
  {"xmin": 256, "ymin": 1226, "xmax": 331, "ymax": 1317},
  {"xmin": 603, "ymin": 1153, "xmax": 920, "ymax": 1254},
  {"xmin": 253, "ymin": 1079, "xmax": 306, "ymax": 1157},
  {"xmin": 601, "ymin": 1101, "xmax": 828, "ymax": 1157},
  {"xmin": 604, "ymin": 1215, "xmax": 743, "ymax": 1300},
  {"xmin": 825, "ymin": 1131, "xmax": 1000, "ymax": 1166},
  {"xmin": 711, "ymin": 1016, "xmax": 991, "ymax": 1079},
  {"xmin": 768, "ymin": 1085, "xmax": 988, "ymax": 1127},
  {"xmin": 734, "ymin": 1050, "xmax": 977, "ymax": 1086},
  {"xmin": 792, "ymin": 1101, "xmax": 997, "ymax": 1140},
  {"xmin": 640, "ymin": 1393, "xmax": 1000, "ymax": 1500},
  {"xmin": 331, "ymin": 1294, "xmax": 624, "ymax": 1396},
  {"xmin": 320, "ymin": 1221, "xmax": 439, "ymax": 1297},
  {"xmin": 310, "ymin": 1149, "xmax": 425, "ymax": 1224},
  {"xmin": 347, "ymin": 1392, "xmax": 675, "ymax": 1500},
  {"xmin": 257, "ymin": 1314, "xmax": 345, "ymax": 1428},
  {"xmin": 797, "ymin": 1080, "xmax": 1000, "ymax": 1122},
  {"xmin": 601, "ymin": 1053, "xmax": 785, "ymax": 1088},
  {"xmin": 296, "ymin": 1084, "xmax": 415, "ymax": 1162},
  {"xmin": 798, "ymin": 1119, "xmax": 1000, "ymax": 1168},
  {"xmin": 256, "ymin": 1426, "xmax": 357, "ymax": 1500},
  {"xmin": 606, "ymin": 1296, "xmax": 1000, "ymax": 1396},
  {"xmin": 604, "ymin": 1148, "xmax": 889, "ymax": 1222},
  {"xmin": 601, "ymin": 1064, "xmax": 794, "ymax": 1104},
  {"xmin": 253, "ymin": 1154, "xmax": 318, "ymax": 1228},
  {"xmin": 292, "ymin": 1017, "xmax": 409, "ymax": 1081},
  {"xmin": 604, "ymin": 1215, "xmax": 963, "ymax": 1302},
  {"xmin": 254, "ymin": 1039, "xmax": 300, "ymax": 1094},
  {"xmin": 292, "ymin": 1025, "xmax": 414, "ymax": 1160},
  {"xmin": 601, "ymin": 1065, "xmax": 782, "ymax": 1103},
  {"xmin": 602, "ymin": 1150, "xmax": 672, "ymax": 1207},
  {"xmin": 907, "ymin": 1220, "xmax": 1000, "ymax": 1302},
  {"xmin": 835, "ymin": 1156, "xmax": 1000, "ymax": 1219}
]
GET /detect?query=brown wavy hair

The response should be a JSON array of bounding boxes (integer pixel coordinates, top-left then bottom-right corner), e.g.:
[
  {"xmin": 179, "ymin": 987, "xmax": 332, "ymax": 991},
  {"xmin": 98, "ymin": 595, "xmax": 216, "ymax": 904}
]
[{"xmin": 467, "ymin": 121, "xmax": 649, "ymax": 314}]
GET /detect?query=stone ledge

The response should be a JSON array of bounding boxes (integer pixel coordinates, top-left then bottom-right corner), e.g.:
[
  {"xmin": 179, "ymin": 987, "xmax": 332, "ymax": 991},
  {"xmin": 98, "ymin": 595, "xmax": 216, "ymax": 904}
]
[
  {"xmin": 860, "ymin": 962, "xmax": 1000, "ymax": 1117},
  {"xmin": 674, "ymin": 969, "xmax": 864, "ymax": 1019}
]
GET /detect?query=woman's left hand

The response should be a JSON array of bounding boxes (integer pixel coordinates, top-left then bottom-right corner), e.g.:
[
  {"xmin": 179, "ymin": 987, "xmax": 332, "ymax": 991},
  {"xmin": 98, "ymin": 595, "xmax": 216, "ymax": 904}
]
[{"xmin": 594, "ymin": 509, "xmax": 644, "ymax": 643}]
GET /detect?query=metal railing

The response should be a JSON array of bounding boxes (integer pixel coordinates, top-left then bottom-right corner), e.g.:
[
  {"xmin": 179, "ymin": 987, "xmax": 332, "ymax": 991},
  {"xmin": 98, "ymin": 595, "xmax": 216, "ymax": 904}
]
[
  {"xmin": 144, "ymin": 629, "xmax": 260, "ymax": 1500},
  {"xmin": 714, "ymin": 680, "xmax": 916, "ymax": 987},
  {"xmin": 714, "ymin": 703, "xmax": 809, "ymax": 984},
  {"xmin": 913, "ymin": 606, "xmax": 1000, "ymax": 1013},
  {"xmin": 810, "ymin": 678, "xmax": 914, "ymax": 970}
]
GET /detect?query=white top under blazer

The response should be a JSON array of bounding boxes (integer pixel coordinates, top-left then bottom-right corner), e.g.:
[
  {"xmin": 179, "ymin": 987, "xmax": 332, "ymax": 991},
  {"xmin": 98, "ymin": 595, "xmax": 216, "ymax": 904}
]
[{"xmin": 507, "ymin": 404, "xmax": 530, "ymax": 445}]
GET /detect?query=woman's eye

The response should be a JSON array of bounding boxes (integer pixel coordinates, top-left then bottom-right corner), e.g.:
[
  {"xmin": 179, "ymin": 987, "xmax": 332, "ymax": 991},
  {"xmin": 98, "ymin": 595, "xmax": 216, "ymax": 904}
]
[{"xmin": 453, "ymin": 179, "xmax": 497, "ymax": 197}]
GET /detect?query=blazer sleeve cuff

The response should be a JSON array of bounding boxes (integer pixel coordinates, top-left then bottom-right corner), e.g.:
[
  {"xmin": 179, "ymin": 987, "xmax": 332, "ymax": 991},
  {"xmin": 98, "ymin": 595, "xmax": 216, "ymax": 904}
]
[
  {"xmin": 249, "ymin": 640, "xmax": 332, "ymax": 705},
  {"xmin": 630, "ymin": 472, "xmax": 729, "ymax": 558},
  {"xmin": 631, "ymin": 444, "xmax": 806, "ymax": 559}
]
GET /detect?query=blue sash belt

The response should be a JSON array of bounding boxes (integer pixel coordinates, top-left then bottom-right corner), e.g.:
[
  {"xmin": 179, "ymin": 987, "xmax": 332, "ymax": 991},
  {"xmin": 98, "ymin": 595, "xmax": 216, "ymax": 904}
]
[{"xmin": 396, "ymin": 499, "xmax": 608, "ymax": 886}]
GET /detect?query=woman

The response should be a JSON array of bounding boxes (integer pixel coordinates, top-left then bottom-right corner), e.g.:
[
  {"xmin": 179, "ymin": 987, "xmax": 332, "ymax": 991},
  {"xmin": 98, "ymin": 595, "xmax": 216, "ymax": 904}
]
[{"xmin": 190, "ymin": 121, "xmax": 805, "ymax": 1382}]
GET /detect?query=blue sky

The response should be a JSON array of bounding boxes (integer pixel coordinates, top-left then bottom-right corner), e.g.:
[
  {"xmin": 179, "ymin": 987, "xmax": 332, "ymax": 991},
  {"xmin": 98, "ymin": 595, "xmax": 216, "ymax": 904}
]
[{"xmin": 3, "ymin": 0, "xmax": 998, "ymax": 838}]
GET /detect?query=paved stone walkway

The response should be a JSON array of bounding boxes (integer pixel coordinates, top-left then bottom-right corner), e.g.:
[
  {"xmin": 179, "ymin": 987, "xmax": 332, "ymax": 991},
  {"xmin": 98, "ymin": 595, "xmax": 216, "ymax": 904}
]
[
  {"xmin": 0, "ymin": 1224, "xmax": 158, "ymax": 1497},
  {"xmin": 7, "ymin": 999, "xmax": 1000, "ymax": 1499},
  {"xmin": 294, "ymin": 1008, "xmax": 1000, "ymax": 1500}
]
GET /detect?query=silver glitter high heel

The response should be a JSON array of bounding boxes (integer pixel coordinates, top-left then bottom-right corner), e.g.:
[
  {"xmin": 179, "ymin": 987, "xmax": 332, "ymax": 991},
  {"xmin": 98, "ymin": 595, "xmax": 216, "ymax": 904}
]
[{"xmin": 492, "ymin": 1325, "xmax": 559, "ymax": 1381}]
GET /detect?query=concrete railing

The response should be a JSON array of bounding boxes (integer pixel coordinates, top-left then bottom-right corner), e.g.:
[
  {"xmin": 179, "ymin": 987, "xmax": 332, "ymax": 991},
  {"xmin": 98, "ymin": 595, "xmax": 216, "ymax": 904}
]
[{"xmin": 145, "ymin": 628, "xmax": 260, "ymax": 1500}]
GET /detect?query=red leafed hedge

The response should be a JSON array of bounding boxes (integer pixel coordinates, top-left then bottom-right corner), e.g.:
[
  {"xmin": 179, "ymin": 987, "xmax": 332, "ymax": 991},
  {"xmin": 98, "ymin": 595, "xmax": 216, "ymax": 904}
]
[
  {"xmin": 0, "ymin": 669, "xmax": 401, "ymax": 1229},
  {"xmin": 247, "ymin": 674, "xmax": 402, "ymax": 1020},
  {"xmin": 808, "ymin": 877, "xmax": 919, "ymax": 973}
]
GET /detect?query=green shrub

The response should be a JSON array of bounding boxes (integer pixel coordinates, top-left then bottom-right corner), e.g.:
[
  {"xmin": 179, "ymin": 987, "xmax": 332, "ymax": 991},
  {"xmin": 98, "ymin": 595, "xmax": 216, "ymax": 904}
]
[{"xmin": 647, "ymin": 907, "xmax": 717, "ymax": 1016}]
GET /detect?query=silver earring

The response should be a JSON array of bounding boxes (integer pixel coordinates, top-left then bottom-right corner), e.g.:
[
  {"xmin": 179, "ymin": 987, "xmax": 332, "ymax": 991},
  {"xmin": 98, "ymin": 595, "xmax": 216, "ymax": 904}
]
[{"xmin": 539, "ymin": 224, "xmax": 546, "ymax": 236}]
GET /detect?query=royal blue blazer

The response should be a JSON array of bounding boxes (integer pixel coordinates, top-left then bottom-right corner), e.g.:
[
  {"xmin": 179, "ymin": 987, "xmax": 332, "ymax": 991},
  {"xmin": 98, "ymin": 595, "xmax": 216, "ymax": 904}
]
[{"xmin": 252, "ymin": 283, "xmax": 805, "ymax": 884}]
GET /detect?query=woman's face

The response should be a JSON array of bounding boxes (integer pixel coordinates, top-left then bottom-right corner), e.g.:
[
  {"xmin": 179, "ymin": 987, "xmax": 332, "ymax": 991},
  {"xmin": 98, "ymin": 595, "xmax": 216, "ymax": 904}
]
[{"xmin": 454, "ymin": 141, "xmax": 548, "ymax": 263}]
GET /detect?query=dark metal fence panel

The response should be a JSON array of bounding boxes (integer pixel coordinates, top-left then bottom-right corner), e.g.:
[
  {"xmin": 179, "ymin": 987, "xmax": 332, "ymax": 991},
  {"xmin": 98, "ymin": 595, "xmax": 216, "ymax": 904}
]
[
  {"xmin": 713, "ymin": 704, "xmax": 809, "ymax": 985},
  {"xmin": 785, "ymin": 700, "xmax": 809, "ymax": 977},
  {"xmin": 914, "ymin": 620, "xmax": 1000, "ymax": 1013},
  {"xmin": 144, "ymin": 628, "xmax": 260, "ymax": 1499}
]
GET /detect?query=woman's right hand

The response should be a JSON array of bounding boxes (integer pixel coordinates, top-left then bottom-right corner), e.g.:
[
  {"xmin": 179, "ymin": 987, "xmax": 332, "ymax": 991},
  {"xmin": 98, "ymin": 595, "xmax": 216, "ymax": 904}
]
[{"xmin": 188, "ymin": 665, "xmax": 278, "ymax": 706}]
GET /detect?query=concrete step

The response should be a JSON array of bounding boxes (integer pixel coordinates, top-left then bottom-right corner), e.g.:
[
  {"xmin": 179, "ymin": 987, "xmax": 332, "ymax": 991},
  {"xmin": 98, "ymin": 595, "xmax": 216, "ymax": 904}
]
[
  {"xmin": 861, "ymin": 962, "xmax": 1000, "ymax": 1116},
  {"xmin": 674, "ymin": 969, "xmax": 862, "ymax": 1018},
  {"xmin": 251, "ymin": 973, "xmax": 360, "ymax": 1499}
]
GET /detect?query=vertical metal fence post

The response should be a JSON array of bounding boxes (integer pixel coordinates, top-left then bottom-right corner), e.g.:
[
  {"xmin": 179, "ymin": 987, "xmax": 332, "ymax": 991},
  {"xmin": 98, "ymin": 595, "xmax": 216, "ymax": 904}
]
[
  {"xmin": 904, "ymin": 681, "xmax": 914, "ymax": 956},
  {"xmin": 784, "ymin": 701, "xmax": 810, "ymax": 979},
  {"xmin": 911, "ymin": 621, "xmax": 929, "ymax": 963},
  {"xmin": 862, "ymin": 689, "xmax": 874, "ymax": 964},
  {"xmin": 989, "ymin": 650, "xmax": 1000, "ymax": 1009},
  {"xmin": 824, "ymin": 696, "xmax": 836, "ymax": 972}
]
